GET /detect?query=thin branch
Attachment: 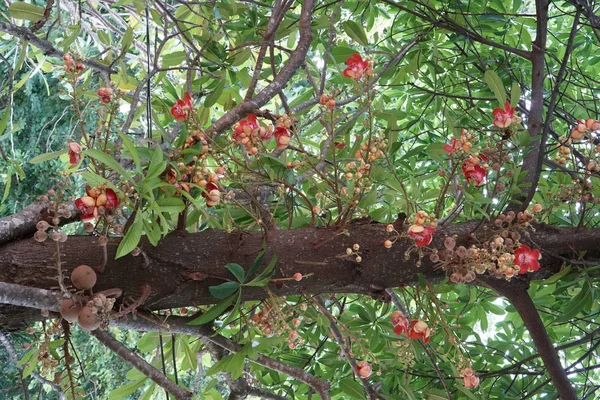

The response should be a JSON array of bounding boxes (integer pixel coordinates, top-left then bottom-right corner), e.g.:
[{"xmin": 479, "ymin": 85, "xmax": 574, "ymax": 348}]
[{"xmin": 91, "ymin": 329, "xmax": 193, "ymax": 400}]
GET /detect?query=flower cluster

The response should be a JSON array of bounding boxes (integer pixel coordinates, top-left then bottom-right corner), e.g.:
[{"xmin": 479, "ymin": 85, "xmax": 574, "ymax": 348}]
[
  {"xmin": 171, "ymin": 93, "xmax": 193, "ymax": 121},
  {"xmin": 354, "ymin": 135, "xmax": 386, "ymax": 162},
  {"xmin": 232, "ymin": 114, "xmax": 272, "ymax": 155},
  {"xmin": 570, "ymin": 118, "xmax": 600, "ymax": 141},
  {"xmin": 492, "ymin": 100, "xmax": 520, "ymax": 128},
  {"xmin": 74, "ymin": 186, "xmax": 120, "ymax": 222},
  {"xmin": 343, "ymin": 54, "xmax": 373, "ymax": 80},
  {"xmin": 62, "ymin": 53, "xmax": 84, "ymax": 73},
  {"xmin": 443, "ymin": 129, "xmax": 474, "ymax": 154},
  {"xmin": 274, "ymin": 114, "xmax": 293, "ymax": 150},
  {"xmin": 319, "ymin": 93, "xmax": 336, "ymax": 109},
  {"xmin": 408, "ymin": 211, "xmax": 436, "ymax": 247},
  {"xmin": 97, "ymin": 87, "xmax": 114, "ymax": 104}
]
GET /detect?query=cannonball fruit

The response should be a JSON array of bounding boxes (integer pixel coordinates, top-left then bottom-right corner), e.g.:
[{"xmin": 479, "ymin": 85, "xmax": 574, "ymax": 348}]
[
  {"xmin": 60, "ymin": 298, "xmax": 82, "ymax": 323},
  {"xmin": 71, "ymin": 265, "xmax": 97, "ymax": 290},
  {"xmin": 77, "ymin": 306, "xmax": 101, "ymax": 331}
]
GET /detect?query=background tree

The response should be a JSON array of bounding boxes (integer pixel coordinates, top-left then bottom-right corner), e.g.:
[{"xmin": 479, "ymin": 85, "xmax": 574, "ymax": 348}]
[{"xmin": 0, "ymin": 0, "xmax": 599, "ymax": 399}]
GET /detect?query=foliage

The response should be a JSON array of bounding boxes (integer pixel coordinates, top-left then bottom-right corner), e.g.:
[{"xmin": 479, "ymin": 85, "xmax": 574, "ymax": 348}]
[{"xmin": 1, "ymin": 0, "xmax": 600, "ymax": 399}]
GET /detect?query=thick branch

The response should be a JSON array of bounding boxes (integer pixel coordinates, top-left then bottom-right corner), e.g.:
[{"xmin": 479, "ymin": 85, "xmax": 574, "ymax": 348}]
[
  {"xmin": 91, "ymin": 329, "xmax": 192, "ymax": 400},
  {"xmin": 0, "ymin": 22, "xmax": 116, "ymax": 75}
]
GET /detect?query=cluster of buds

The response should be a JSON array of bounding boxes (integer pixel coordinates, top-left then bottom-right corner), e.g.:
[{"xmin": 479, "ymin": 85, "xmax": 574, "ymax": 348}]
[
  {"xmin": 494, "ymin": 209, "xmax": 535, "ymax": 230},
  {"xmin": 554, "ymin": 135, "xmax": 572, "ymax": 165},
  {"xmin": 274, "ymin": 114, "xmax": 293, "ymax": 150},
  {"xmin": 319, "ymin": 93, "xmax": 336, "ymax": 109},
  {"xmin": 74, "ymin": 186, "xmax": 120, "ymax": 222},
  {"xmin": 97, "ymin": 87, "xmax": 114, "ymax": 104},
  {"xmin": 443, "ymin": 129, "xmax": 475, "ymax": 154},
  {"xmin": 570, "ymin": 118, "xmax": 600, "ymax": 141},
  {"xmin": 354, "ymin": 135, "xmax": 387, "ymax": 162},
  {"xmin": 76, "ymin": 292, "xmax": 116, "ymax": 331},
  {"xmin": 408, "ymin": 211, "xmax": 436, "ymax": 247},
  {"xmin": 344, "ymin": 159, "xmax": 372, "ymax": 181},
  {"xmin": 196, "ymin": 168, "xmax": 223, "ymax": 207},
  {"xmin": 460, "ymin": 367, "xmax": 480, "ymax": 389},
  {"xmin": 345, "ymin": 243, "xmax": 362, "ymax": 262},
  {"xmin": 285, "ymin": 160, "xmax": 305, "ymax": 169},
  {"xmin": 62, "ymin": 53, "xmax": 84, "ymax": 73},
  {"xmin": 232, "ymin": 114, "xmax": 273, "ymax": 155},
  {"xmin": 38, "ymin": 341, "xmax": 59, "ymax": 375},
  {"xmin": 434, "ymin": 236, "xmax": 490, "ymax": 281},
  {"xmin": 183, "ymin": 130, "xmax": 210, "ymax": 155},
  {"xmin": 461, "ymin": 153, "xmax": 488, "ymax": 186},
  {"xmin": 34, "ymin": 189, "xmax": 71, "ymax": 243}
]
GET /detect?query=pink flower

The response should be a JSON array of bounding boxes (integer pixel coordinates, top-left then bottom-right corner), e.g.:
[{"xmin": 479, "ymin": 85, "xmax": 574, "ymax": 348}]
[
  {"xmin": 171, "ymin": 93, "xmax": 193, "ymax": 121},
  {"xmin": 356, "ymin": 360, "xmax": 372, "ymax": 378},
  {"xmin": 390, "ymin": 311, "xmax": 409, "ymax": 335},
  {"xmin": 201, "ymin": 182, "xmax": 220, "ymax": 207},
  {"xmin": 462, "ymin": 160, "xmax": 486, "ymax": 186},
  {"xmin": 67, "ymin": 142, "xmax": 81, "ymax": 167},
  {"xmin": 408, "ymin": 225, "xmax": 435, "ymax": 247},
  {"xmin": 461, "ymin": 368, "xmax": 480, "ymax": 388},
  {"xmin": 514, "ymin": 244, "xmax": 541, "ymax": 274},
  {"xmin": 274, "ymin": 126, "xmax": 291, "ymax": 150},
  {"xmin": 406, "ymin": 320, "xmax": 431, "ymax": 344},
  {"xmin": 343, "ymin": 53, "xmax": 372, "ymax": 80},
  {"xmin": 492, "ymin": 100, "xmax": 516, "ymax": 128}
]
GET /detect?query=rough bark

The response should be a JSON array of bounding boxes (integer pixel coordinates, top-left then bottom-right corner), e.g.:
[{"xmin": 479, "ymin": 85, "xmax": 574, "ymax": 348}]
[{"xmin": 0, "ymin": 221, "xmax": 599, "ymax": 329}]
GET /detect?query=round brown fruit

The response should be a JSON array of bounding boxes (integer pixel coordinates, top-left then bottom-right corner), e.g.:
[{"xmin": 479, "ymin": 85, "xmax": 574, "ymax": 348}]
[
  {"xmin": 77, "ymin": 306, "xmax": 101, "ymax": 331},
  {"xmin": 60, "ymin": 299, "xmax": 82, "ymax": 323},
  {"xmin": 71, "ymin": 265, "xmax": 97, "ymax": 290}
]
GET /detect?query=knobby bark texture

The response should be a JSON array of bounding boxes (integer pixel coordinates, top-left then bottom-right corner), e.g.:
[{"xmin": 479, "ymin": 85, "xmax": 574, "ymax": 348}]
[{"xmin": 1, "ymin": 221, "xmax": 599, "ymax": 329}]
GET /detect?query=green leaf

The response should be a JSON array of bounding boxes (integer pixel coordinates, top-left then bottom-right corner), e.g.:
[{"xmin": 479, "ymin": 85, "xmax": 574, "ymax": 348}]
[
  {"xmin": 115, "ymin": 214, "xmax": 143, "ymax": 259},
  {"xmin": 146, "ymin": 147, "xmax": 166, "ymax": 179},
  {"xmin": 556, "ymin": 280, "xmax": 592, "ymax": 323},
  {"xmin": 116, "ymin": 130, "xmax": 141, "ymax": 168},
  {"xmin": 339, "ymin": 378, "xmax": 366, "ymax": 399},
  {"xmin": 9, "ymin": 2, "xmax": 45, "ymax": 22},
  {"xmin": 17, "ymin": 345, "xmax": 38, "ymax": 367},
  {"xmin": 246, "ymin": 254, "xmax": 277, "ymax": 286},
  {"xmin": 484, "ymin": 70, "xmax": 506, "ymax": 105},
  {"xmin": 108, "ymin": 378, "xmax": 147, "ymax": 400},
  {"xmin": 187, "ymin": 294, "xmax": 236, "ymax": 325},
  {"xmin": 246, "ymin": 242, "xmax": 266, "ymax": 278},
  {"xmin": 156, "ymin": 197, "xmax": 185, "ymax": 214},
  {"xmin": 29, "ymin": 149, "xmax": 67, "ymax": 164},
  {"xmin": 209, "ymin": 281, "xmax": 240, "ymax": 299},
  {"xmin": 343, "ymin": 21, "xmax": 369, "ymax": 46},
  {"xmin": 204, "ymin": 79, "xmax": 225, "ymax": 108},
  {"xmin": 0, "ymin": 107, "xmax": 10, "ymax": 136},
  {"xmin": 510, "ymin": 81, "xmax": 521, "ymax": 107},
  {"xmin": 85, "ymin": 149, "xmax": 131, "ymax": 179},
  {"xmin": 544, "ymin": 265, "xmax": 572, "ymax": 285},
  {"xmin": 225, "ymin": 263, "xmax": 245, "ymax": 283}
]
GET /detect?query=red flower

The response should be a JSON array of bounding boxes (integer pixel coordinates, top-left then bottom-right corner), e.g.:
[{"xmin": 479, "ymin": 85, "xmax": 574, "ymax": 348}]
[
  {"xmin": 461, "ymin": 368, "xmax": 479, "ymax": 389},
  {"xmin": 462, "ymin": 160, "xmax": 486, "ymax": 186},
  {"xmin": 274, "ymin": 126, "xmax": 291, "ymax": 150},
  {"xmin": 443, "ymin": 138, "xmax": 461, "ymax": 154},
  {"xmin": 391, "ymin": 311, "xmax": 409, "ymax": 335},
  {"xmin": 202, "ymin": 182, "xmax": 221, "ymax": 207},
  {"xmin": 67, "ymin": 142, "xmax": 81, "ymax": 167},
  {"xmin": 514, "ymin": 244, "xmax": 541, "ymax": 274},
  {"xmin": 408, "ymin": 225, "xmax": 435, "ymax": 247},
  {"xmin": 406, "ymin": 320, "xmax": 431, "ymax": 344},
  {"xmin": 343, "ymin": 53, "xmax": 372, "ymax": 80},
  {"xmin": 492, "ymin": 100, "xmax": 516, "ymax": 128},
  {"xmin": 74, "ymin": 187, "xmax": 120, "ymax": 221},
  {"xmin": 171, "ymin": 92, "xmax": 193, "ymax": 121}
]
